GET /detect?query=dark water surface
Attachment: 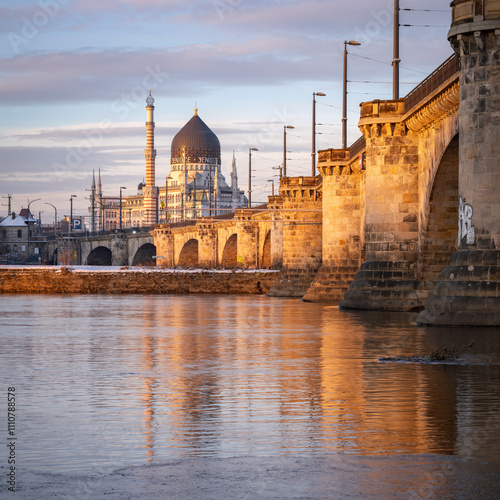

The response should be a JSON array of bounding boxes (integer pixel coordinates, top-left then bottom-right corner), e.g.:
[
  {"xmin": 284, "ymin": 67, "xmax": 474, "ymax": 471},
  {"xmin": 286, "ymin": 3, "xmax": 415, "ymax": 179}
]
[{"xmin": 1, "ymin": 294, "xmax": 500, "ymax": 476}]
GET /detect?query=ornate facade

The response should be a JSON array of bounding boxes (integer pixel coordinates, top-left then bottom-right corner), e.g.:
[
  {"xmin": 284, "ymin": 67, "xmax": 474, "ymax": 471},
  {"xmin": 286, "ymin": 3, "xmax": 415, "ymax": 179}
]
[{"xmin": 89, "ymin": 94, "xmax": 246, "ymax": 231}]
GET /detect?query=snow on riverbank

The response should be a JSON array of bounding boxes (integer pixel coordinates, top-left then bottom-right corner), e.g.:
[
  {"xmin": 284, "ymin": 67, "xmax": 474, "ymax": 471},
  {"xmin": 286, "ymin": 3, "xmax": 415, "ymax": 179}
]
[{"xmin": 0, "ymin": 265, "xmax": 279, "ymax": 274}]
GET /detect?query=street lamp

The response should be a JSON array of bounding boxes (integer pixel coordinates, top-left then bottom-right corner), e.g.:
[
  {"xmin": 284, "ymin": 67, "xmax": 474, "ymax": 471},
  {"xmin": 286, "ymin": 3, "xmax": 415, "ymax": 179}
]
[
  {"xmin": 283, "ymin": 126, "xmax": 294, "ymax": 177},
  {"xmin": 272, "ymin": 165, "xmax": 283, "ymax": 179},
  {"xmin": 248, "ymin": 148, "xmax": 258, "ymax": 208},
  {"xmin": 165, "ymin": 176, "xmax": 172, "ymax": 223},
  {"xmin": 267, "ymin": 179, "xmax": 275, "ymax": 197},
  {"xmin": 312, "ymin": 92, "xmax": 326, "ymax": 176},
  {"xmin": 44, "ymin": 202, "xmax": 57, "ymax": 237},
  {"xmin": 342, "ymin": 40, "xmax": 361, "ymax": 149},
  {"xmin": 119, "ymin": 187, "xmax": 127, "ymax": 230},
  {"xmin": 27, "ymin": 198, "xmax": 40, "ymax": 260},
  {"xmin": 70, "ymin": 195, "xmax": 77, "ymax": 234}
]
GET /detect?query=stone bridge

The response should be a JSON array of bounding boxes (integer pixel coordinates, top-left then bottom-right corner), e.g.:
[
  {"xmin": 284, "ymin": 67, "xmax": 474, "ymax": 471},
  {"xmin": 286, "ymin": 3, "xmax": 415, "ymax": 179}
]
[
  {"xmin": 303, "ymin": 54, "xmax": 461, "ymax": 309},
  {"xmin": 49, "ymin": 231, "xmax": 157, "ymax": 266},
  {"xmin": 154, "ymin": 205, "xmax": 282, "ymax": 269},
  {"xmin": 293, "ymin": 1, "xmax": 500, "ymax": 326},
  {"xmin": 46, "ymin": 2, "xmax": 498, "ymax": 326}
]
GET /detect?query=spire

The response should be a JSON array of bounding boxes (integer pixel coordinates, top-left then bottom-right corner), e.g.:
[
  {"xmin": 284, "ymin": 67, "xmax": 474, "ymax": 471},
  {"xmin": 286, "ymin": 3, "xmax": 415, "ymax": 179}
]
[
  {"xmin": 97, "ymin": 168, "xmax": 102, "ymax": 195},
  {"xmin": 231, "ymin": 151, "xmax": 238, "ymax": 190},
  {"xmin": 91, "ymin": 169, "xmax": 96, "ymax": 189},
  {"xmin": 194, "ymin": 107, "xmax": 198, "ymax": 116}
]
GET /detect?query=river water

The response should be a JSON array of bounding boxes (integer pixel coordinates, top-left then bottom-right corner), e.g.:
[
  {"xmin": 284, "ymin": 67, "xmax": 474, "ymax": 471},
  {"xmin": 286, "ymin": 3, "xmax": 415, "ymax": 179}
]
[{"xmin": 1, "ymin": 294, "xmax": 500, "ymax": 498}]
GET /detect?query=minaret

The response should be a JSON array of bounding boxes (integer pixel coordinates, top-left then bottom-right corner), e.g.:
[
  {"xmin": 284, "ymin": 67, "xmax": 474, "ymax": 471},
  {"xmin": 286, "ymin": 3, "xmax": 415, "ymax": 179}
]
[
  {"xmin": 231, "ymin": 151, "xmax": 239, "ymax": 209},
  {"xmin": 143, "ymin": 90, "xmax": 158, "ymax": 224}
]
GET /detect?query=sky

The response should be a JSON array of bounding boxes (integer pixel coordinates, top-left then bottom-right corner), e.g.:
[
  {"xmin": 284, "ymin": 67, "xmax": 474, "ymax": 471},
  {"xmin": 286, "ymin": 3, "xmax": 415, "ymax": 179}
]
[{"xmin": 0, "ymin": 0, "xmax": 453, "ymax": 223}]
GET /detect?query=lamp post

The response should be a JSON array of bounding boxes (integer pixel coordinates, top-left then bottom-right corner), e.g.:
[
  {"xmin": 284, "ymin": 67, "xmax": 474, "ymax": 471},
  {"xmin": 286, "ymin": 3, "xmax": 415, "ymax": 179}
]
[
  {"xmin": 283, "ymin": 125, "xmax": 294, "ymax": 177},
  {"xmin": 267, "ymin": 179, "xmax": 275, "ymax": 197},
  {"xmin": 69, "ymin": 195, "xmax": 77, "ymax": 234},
  {"xmin": 312, "ymin": 92, "xmax": 326, "ymax": 176},
  {"xmin": 248, "ymin": 147, "xmax": 258, "ymax": 208},
  {"xmin": 27, "ymin": 198, "xmax": 40, "ymax": 260},
  {"xmin": 165, "ymin": 176, "xmax": 172, "ymax": 223},
  {"xmin": 119, "ymin": 187, "xmax": 126, "ymax": 230},
  {"xmin": 342, "ymin": 40, "xmax": 361, "ymax": 149},
  {"xmin": 272, "ymin": 165, "xmax": 283, "ymax": 179},
  {"xmin": 44, "ymin": 202, "xmax": 57, "ymax": 237}
]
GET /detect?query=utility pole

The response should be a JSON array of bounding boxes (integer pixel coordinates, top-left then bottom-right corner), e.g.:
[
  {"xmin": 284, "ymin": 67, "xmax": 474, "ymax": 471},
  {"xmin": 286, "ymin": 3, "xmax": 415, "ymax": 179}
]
[
  {"xmin": 393, "ymin": 0, "xmax": 400, "ymax": 100},
  {"xmin": 2, "ymin": 194, "xmax": 12, "ymax": 215}
]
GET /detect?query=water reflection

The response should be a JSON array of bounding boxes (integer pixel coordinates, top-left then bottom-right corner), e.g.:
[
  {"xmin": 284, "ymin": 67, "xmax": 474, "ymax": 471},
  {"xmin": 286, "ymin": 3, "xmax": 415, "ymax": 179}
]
[{"xmin": 1, "ymin": 295, "xmax": 499, "ymax": 472}]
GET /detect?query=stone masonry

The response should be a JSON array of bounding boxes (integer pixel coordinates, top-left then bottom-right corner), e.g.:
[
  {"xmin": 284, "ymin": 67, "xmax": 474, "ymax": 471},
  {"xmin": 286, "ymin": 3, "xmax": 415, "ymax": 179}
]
[
  {"xmin": 303, "ymin": 148, "xmax": 364, "ymax": 302},
  {"xmin": 417, "ymin": 0, "xmax": 500, "ymax": 325},
  {"xmin": 268, "ymin": 176, "xmax": 322, "ymax": 297}
]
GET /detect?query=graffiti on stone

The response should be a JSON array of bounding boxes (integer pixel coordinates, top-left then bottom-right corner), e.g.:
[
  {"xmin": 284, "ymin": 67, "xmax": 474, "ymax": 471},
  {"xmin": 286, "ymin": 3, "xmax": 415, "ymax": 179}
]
[{"xmin": 458, "ymin": 197, "xmax": 475, "ymax": 245}]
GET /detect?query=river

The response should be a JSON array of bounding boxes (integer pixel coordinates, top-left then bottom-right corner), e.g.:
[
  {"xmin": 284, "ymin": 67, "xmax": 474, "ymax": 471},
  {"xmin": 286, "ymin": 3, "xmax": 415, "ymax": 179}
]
[{"xmin": 1, "ymin": 294, "xmax": 499, "ymax": 498}]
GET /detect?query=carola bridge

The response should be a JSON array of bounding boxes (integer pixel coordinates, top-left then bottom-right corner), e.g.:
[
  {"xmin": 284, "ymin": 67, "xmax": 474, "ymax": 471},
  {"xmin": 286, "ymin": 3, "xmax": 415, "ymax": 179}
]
[{"xmin": 54, "ymin": 1, "xmax": 499, "ymax": 326}]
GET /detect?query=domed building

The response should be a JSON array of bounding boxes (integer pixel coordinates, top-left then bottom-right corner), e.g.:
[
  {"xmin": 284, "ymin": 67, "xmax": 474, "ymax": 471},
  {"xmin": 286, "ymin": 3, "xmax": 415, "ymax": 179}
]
[
  {"xmin": 165, "ymin": 108, "xmax": 246, "ymax": 222},
  {"xmin": 88, "ymin": 97, "xmax": 246, "ymax": 231}
]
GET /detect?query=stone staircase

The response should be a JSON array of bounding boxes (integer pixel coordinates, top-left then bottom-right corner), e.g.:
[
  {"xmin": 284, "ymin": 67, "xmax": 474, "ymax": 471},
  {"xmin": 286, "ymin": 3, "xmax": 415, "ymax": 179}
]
[
  {"xmin": 302, "ymin": 265, "xmax": 358, "ymax": 302},
  {"xmin": 339, "ymin": 261, "xmax": 433, "ymax": 312}
]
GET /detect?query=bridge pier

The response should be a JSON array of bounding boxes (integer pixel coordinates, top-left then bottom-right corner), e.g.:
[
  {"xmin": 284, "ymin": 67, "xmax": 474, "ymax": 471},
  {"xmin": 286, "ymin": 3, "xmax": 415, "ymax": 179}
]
[
  {"xmin": 198, "ymin": 222, "xmax": 218, "ymax": 267},
  {"xmin": 303, "ymin": 149, "xmax": 364, "ymax": 302},
  {"xmin": 417, "ymin": 2, "xmax": 500, "ymax": 325},
  {"xmin": 235, "ymin": 212, "xmax": 258, "ymax": 268},
  {"xmin": 268, "ymin": 177, "xmax": 322, "ymax": 297},
  {"xmin": 268, "ymin": 195, "xmax": 284, "ymax": 269},
  {"xmin": 340, "ymin": 103, "xmax": 431, "ymax": 311},
  {"xmin": 154, "ymin": 225, "xmax": 175, "ymax": 267}
]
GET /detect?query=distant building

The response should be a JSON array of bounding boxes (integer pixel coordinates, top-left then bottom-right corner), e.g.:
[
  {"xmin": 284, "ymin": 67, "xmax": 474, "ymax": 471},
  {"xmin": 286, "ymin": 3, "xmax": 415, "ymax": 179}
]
[
  {"xmin": 0, "ymin": 210, "xmax": 41, "ymax": 262},
  {"xmin": 88, "ymin": 93, "xmax": 247, "ymax": 231}
]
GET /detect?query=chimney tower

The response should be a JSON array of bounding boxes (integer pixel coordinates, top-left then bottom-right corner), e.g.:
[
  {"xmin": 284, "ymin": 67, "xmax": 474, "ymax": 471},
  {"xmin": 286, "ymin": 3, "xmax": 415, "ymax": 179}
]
[{"xmin": 143, "ymin": 90, "xmax": 158, "ymax": 224}]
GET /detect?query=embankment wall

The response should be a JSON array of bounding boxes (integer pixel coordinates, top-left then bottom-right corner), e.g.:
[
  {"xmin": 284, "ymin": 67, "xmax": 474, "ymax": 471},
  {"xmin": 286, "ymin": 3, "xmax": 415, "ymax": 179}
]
[{"xmin": 0, "ymin": 267, "xmax": 278, "ymax": 295}]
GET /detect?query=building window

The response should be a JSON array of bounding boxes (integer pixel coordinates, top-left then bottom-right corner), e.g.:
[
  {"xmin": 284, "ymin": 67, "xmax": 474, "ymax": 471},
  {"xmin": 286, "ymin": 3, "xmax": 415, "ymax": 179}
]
[
  {"xmin": 13, "ymin": 245, "xmax": 17, "ymax": 252},
  {"xmin": 17, "ymin": 229, "xmax": 22, "ymax": 238}
]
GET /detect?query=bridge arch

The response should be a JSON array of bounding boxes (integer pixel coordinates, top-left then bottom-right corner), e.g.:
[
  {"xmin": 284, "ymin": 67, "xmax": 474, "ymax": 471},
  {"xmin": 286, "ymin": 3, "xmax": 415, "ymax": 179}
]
[
  {"xmin": 178, "ymin": 239, "xmax": 199, "ymax": 267},
  {"xmin": 221, "ymin": 234, "xmax": 237, "ymax": 268},
  {"xmin": 86, "ymin": 246, "xmax": 112, "ymax": 266},
  {"xmin": 131, "ymin": 243, "xmax": 156, "ymax": 266},
  {"xmin": 420, "ymin": 133, "xmax": 459, "ymax": 283}
]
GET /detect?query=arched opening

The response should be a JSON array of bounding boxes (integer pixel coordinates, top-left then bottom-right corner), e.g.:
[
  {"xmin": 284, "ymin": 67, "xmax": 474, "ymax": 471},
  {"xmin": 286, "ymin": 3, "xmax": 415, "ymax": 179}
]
[
  {"xmin": 221, "ymin": 234, "xmax": 237, "ymax": 268},
  {"xmin": 420, "ymin": 134, "xmax": 459, "ymax": 283},
  {"xmin": 178, "ymin": 239, "xmax": 199, "ymax": 267},
  {"xmin": 132, "ymin": 243, "xmax": 156, "ymax": 266},
  {"xmin": 261, "ymin": 230, "xmax": 271, "ymax": 268},
  {"xmin": 86, "ymin": 246, "xmax": 112, "ymax": 266}
]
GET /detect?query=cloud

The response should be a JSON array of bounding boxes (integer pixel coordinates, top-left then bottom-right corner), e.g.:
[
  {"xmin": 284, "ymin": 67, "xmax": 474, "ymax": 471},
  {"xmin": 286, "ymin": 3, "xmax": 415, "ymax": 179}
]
[{"xmin": 0, "ymin": 40, "xmax": 332, "ymax": 105}]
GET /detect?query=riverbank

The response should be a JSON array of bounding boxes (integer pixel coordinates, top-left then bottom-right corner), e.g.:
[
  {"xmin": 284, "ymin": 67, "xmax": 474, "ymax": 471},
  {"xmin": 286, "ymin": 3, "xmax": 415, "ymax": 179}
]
[{"xmin": 0, "ymin": 266, "xmax": 278, "ymax": 294}]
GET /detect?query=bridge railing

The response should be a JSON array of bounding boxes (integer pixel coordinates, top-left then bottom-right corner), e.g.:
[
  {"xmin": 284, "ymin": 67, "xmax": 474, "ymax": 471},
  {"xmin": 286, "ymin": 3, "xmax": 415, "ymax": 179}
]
[
  {"xmin": 349, "ymin": 136, "xmax": 366, "ymax": 157},
  {"xmin": 404, "ymin": 54, "xmax": 459, "ymax": 113}
]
